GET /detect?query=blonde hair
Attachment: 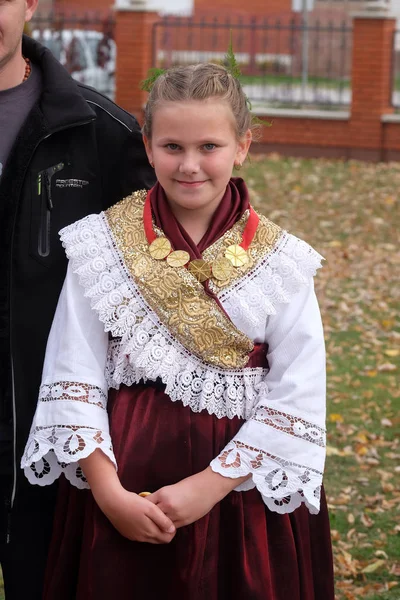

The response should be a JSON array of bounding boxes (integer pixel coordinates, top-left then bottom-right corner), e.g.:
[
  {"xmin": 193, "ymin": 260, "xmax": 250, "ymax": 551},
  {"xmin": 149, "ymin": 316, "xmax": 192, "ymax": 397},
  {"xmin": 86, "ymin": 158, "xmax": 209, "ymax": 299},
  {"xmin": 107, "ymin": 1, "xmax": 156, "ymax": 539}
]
[{"xmin": 143, "ymin": 63, "xmax": 253, "ymax": 140}]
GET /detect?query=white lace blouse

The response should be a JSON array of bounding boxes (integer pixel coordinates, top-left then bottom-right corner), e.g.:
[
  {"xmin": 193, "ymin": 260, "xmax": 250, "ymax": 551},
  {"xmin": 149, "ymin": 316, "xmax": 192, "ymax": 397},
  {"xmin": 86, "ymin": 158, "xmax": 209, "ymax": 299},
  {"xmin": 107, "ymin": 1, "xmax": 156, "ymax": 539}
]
[{"xmin": 21, "ymin": 211, "xmax": 326, "ymax": 515}]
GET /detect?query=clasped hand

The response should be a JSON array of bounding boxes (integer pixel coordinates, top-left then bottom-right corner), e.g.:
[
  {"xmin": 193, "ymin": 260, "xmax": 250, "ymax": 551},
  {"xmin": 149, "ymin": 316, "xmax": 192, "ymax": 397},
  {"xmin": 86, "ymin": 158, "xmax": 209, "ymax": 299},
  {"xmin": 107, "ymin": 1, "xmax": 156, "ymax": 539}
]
[
  {"xmin": 88, "ymin": 453, "xmax": 246, "ymax": 544},
  {"xmin": 99, "ymin": 471, "xmax": 219, "ymax": 544},
  {"xmin": 80, "ymin": 449, "xmax": 231, "ymax": 544},
  {"xmin": 144, "ymin": 467, "xmax": 235, "ymax": 528},
  {"xmin": 99, "ymin": 487, "xmax": 177, "ymax": 545}
]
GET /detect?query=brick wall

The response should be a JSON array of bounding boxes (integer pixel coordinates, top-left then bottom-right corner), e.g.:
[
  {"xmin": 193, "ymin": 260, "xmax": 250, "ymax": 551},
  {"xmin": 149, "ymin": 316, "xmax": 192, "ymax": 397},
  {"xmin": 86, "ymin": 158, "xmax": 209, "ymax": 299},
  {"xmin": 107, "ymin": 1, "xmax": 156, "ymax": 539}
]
[
  {"xmin": 256, "ymin": 115, "xmax": 360, "ymax": 159},
  {"xmin": 349, "ymin": 16, "xmax": 394, "ymax": 154},
  {"xmin": 115, "ymin": 9, "xmax": 159, "ymax": 118},
  {"xmin": 152, "ymin": 18, "xmax": 296, "ymax": 76},
  {"xmin": 383, "ymin": 123, "xmax": 400, "ymax": 160},
  {"xmin": 194, "ymin": 0, "xmax": 292, "ymax": 20},
  {"xmin": 254, "ymin": 14, "xmax": 399, "ymax": 162},
  {"xmin": 54, "ymin": 0, "xmax": 111, "ymax": 17},
  {"xmin": 114, "ymin": 8, "xmax": 400, "ymax": 162},
  {"xmin": 52, "ymin": 0, "xmax": 367, "ymax": 23},
  {"xmin": 36, "ymin": 0, "xmax": 54, "ymax": 14},
  {"xmin": 53, "ymin": 0, "xmax": 293, "ymax": 20},
  {"xmin": 256, "ymin": 115, "xmax": 400, "ymax": 162},
  {"xmin": 312, "ymin": 1, "xmax": 367, "ymax": 24}
]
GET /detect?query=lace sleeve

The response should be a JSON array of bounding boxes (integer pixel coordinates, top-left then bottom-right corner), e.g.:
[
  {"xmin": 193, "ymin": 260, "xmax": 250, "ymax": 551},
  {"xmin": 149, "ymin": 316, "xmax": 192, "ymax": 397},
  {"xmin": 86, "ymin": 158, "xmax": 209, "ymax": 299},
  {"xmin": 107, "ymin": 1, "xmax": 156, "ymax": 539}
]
[
  {"xmin": 21, "ymin": 263, "xmax": 114, "ymax": 489},
  {"xmin": 210, "ymin": 280, "xmax": 326, "ymax": 515}
]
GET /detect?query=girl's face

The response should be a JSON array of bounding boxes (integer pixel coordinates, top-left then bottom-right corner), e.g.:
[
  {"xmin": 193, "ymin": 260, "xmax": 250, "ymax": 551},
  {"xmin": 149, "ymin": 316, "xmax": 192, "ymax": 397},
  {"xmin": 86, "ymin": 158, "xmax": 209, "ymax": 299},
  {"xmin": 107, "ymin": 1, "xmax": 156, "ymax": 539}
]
[{"xmin": 144, "ymin": 98, "xmax": 251, "ymax": 220}]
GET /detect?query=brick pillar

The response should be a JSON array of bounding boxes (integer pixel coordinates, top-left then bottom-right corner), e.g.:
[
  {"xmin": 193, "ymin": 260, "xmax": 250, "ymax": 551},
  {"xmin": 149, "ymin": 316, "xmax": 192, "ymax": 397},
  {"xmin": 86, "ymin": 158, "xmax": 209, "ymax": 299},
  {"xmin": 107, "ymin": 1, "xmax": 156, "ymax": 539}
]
[
  {"xmin": 114, "ymin": 0, "xmax": 160, "ymax": 120},
  {"xmin": 350, "ymin": 7, "xmax": 396, "ymax": 158}
]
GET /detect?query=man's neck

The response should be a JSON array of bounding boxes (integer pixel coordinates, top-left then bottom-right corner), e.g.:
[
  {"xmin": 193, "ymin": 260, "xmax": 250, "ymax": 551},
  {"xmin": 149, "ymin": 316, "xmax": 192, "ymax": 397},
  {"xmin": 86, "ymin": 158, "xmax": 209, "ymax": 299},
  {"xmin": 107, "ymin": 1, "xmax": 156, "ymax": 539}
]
[{"xmin": 0, "ymin": 50, "xmax": 26, "ymax": 92}]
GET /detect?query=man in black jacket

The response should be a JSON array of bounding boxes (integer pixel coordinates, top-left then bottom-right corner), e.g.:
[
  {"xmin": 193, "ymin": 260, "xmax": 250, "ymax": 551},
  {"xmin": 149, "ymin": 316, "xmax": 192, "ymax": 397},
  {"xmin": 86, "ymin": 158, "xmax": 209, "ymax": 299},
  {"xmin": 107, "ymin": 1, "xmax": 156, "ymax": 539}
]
[{"xmin": 0, "ymin": 1, "xmax": 155, "ymax": 597}]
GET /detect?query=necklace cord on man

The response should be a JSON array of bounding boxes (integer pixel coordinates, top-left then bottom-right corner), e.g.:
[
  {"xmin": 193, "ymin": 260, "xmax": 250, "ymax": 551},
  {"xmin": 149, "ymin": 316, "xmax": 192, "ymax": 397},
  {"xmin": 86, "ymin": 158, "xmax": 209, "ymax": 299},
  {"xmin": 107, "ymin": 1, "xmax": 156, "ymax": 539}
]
[{"xmin": 22, "ymin": 56, "xmax": 31, "ymax": 83}]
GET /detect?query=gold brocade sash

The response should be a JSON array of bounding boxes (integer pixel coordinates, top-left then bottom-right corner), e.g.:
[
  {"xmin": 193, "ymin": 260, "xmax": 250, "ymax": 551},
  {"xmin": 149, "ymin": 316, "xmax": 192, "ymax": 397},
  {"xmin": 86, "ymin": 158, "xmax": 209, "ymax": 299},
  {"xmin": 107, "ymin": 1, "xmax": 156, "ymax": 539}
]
[{"xmin": 106, "ymin": 190, "xmax": 282, "ymax": 370}]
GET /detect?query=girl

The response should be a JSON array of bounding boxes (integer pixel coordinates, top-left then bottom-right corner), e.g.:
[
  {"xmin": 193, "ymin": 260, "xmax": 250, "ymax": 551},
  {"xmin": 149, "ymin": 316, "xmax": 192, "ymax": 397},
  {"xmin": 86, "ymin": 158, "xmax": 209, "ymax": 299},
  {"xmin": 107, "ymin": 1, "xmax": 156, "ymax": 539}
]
[{"xmin": 22, "ymin": 63, "xmax": 334, "ymax": 599}]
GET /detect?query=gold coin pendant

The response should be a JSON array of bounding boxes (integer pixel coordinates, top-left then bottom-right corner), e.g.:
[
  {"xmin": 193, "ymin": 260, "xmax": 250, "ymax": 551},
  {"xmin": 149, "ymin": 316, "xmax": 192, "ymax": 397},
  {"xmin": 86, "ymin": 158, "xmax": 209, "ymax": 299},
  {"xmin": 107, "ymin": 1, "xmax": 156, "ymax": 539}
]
[
  {"xmin": 212, "ymin": 258, "xmax": 234, "ymax": 281},
  {"xmin": 166, "ymin": 250, "xmax": 191, "ymax": 268},
  {"xmin": 225, "ymin": 244, "xmax": 249, "ymax": 268},
  {"xmin": 188, "ymin": 259, "xmax": 212, "ymax": 282},
  {"xmin": 149, "ymin": 237, "xmax": 172, "ymax": 260}
]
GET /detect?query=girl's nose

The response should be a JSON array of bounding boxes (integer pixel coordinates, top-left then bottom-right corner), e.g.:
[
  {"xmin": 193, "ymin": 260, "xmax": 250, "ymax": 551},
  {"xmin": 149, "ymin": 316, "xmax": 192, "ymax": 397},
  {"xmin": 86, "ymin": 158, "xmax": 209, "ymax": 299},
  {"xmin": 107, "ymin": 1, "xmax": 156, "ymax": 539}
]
[{"xmin": 178, "ymin": 154, "xmax": 200, "ymax": 174}]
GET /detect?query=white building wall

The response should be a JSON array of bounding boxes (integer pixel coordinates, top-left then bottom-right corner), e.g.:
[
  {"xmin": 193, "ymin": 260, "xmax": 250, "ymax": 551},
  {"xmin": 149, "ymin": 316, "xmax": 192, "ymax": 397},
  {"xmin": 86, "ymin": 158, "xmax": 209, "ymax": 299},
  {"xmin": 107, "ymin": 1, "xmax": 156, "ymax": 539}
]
[{"xmin": 161, "ymin": 0, "xmax": 193, "ymax": 15}]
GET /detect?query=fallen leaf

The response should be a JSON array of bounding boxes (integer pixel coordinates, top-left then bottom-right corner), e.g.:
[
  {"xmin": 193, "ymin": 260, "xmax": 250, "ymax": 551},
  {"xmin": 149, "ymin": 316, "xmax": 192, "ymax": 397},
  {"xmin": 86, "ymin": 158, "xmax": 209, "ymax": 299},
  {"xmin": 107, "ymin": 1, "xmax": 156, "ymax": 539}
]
[
  {"xmin": 360, "ymin": 513, "xmax": 375, "ymax": 528},
  {"xmin": 384, "ymin": 349, "xmax": 399, "ymax": 357},
  {"xmin": 361, "ymin": 559, "xmax": 386, "ymax": 573},
  {"xmin": 384, "ymin": 196, "xmax": 396, "ymax": 205},
  {"xmin": 387, "ymin": 582, "xmax": 399, "ymax": 590},
  {"xmin": 329, "ymin": 413, "xmax": 344, "ymax": 423},
  {"xmin": 378, "ymin": 363, "xmax": 397, "ymax": 372}
]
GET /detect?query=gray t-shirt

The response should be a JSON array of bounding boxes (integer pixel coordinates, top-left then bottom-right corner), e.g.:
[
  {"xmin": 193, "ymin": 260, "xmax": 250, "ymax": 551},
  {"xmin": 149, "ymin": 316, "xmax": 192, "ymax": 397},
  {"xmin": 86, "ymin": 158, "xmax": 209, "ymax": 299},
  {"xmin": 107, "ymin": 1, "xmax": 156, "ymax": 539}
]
[
  {"xmin": 0, "ymin": 62, "xmax": 41, "ymax": 444},
  {"xmin": 0, "ymin": 61, "xmax": 42, "ymax": 181}
]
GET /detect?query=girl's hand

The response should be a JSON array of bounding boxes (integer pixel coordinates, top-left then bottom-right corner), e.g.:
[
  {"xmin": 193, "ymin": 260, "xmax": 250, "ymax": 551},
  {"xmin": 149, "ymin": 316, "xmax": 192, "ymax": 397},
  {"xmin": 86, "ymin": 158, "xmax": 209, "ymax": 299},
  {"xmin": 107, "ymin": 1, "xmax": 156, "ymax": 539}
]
[
  {"xmin": 99, "ymin": 487, "xmax": 176, "ymax": 544},
  {"xmin": 80, "ymin": 450, "xmax": 176, "ymax": 544},
  {"xmin": 146, "ymin": 467, "xmax": 250, "ymax": 528}
]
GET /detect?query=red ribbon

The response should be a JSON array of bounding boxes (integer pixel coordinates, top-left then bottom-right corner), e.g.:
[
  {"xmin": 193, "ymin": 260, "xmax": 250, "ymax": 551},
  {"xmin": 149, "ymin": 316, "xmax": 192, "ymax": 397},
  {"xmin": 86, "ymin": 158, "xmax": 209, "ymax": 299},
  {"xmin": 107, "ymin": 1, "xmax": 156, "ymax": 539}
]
[{"xmin": 143, "ymin": 190, "xmax": 259, "ymax": 252}]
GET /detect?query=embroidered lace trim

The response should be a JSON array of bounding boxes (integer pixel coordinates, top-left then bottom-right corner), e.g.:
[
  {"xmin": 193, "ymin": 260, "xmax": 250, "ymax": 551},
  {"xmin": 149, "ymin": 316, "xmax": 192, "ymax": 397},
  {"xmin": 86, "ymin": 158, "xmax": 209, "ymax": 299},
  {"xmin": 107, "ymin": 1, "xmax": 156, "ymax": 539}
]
[
  {"xmin": 60, "ymin": 214, "xmax": 267, "ymax": 420},
  {"xmin": 105, "ymin": 337, "xmax": 264, "ymax": 419},
  {"xmin": 210, "ymin": 440, "xmax": 322, "ymax": 515},
  {"xmin": 22, "ymin": 425, "xmax": 114, "ymax": 489},
  {"xmin": 252, "ymin": 403, "xmax": 326, "ymax": 447},
  {"xmin": 39, "ymin": 381, "xmax": 107, "ymax": 409},
  {"xmin": 218, "ymin": 232, "xmax": 323, "ymax": 339},
  {"xmin": 60, "ymin": 214, "xmax": 321, "ymax": 420},
  {"xmin": 107, "ymin": 194, "xmax": 254, "ymax": 370},
  {"xmin": 220, "ymin": 232, "xmax": 322, "ymax": 302},
  {"xmin": 21, "ymin": 382, "xmax": 113, "ymax": 489}
]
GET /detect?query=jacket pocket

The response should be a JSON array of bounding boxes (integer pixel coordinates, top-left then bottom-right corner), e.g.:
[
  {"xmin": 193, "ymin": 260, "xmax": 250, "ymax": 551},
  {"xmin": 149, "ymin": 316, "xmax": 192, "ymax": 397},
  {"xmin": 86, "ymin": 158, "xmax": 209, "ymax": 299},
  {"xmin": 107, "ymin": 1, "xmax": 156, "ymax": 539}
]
[{"xmin": 36, "ymin": 163, "xmax": 65, "ymax": 258}]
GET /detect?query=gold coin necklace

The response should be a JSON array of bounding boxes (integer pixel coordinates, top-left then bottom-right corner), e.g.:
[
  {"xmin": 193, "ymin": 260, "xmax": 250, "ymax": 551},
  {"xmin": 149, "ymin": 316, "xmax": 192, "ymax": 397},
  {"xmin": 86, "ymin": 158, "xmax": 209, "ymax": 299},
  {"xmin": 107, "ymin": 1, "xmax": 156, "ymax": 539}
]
[{"xmin": 144, "ymin": 190, "xmax": 259, "ymax": 282}]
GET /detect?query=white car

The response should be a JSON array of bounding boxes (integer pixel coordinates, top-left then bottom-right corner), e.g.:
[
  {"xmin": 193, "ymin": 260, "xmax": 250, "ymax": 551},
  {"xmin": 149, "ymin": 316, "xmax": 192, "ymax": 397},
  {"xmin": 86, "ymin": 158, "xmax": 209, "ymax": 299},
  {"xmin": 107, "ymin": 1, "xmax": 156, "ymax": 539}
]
[{"xmin": 32, "ymin": 29, "xmax": 116, "ymax": 100}]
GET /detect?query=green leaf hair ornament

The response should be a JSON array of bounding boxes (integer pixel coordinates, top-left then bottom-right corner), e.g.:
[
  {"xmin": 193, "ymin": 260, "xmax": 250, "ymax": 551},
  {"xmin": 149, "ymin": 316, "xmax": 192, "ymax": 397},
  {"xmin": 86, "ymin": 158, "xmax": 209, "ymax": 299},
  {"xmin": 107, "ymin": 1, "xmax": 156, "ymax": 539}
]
[
  {"xmin": 141, "ymin": 36, "xmax": 243, "ymax": 93},
  {"xmin": 223, "ymin": 34, "xmax": 242, "ymax": 80},
  {"xmin": 141, "ymin": 67, "xmax": 166, "ymax": 92},
  {"xmin": 140, "ymin": 39, "xmax": 270, "ymax": 129},
  {"xmin": 222, "ymin": 34, "xmax": 270, "ymax": 128}
]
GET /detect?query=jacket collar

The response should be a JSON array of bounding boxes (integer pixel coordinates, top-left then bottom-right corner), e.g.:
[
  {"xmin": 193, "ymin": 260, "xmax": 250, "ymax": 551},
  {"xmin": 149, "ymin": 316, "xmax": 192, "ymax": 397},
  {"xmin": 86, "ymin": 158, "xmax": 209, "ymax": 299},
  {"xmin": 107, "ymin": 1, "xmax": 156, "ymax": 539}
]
[{"xmin": 22, "ymin": 35, "xmax": 96, "ymax": 132}]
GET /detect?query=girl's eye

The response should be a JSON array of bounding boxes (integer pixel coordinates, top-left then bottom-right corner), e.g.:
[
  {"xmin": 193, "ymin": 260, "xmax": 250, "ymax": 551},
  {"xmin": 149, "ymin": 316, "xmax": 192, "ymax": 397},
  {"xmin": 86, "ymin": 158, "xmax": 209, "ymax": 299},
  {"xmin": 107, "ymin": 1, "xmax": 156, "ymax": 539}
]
[
  {"xmin": 203, "ymin": 144, "xmax": 217, "ymax": 151},
  {"xmin": 166, "ymin": 143, "xmax": 180, "ymax": 151}
]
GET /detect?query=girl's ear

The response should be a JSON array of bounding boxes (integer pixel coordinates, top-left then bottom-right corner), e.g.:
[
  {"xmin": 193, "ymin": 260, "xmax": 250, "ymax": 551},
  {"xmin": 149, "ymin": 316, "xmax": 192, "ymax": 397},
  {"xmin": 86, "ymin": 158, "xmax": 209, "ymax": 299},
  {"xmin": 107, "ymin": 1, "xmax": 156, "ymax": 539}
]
[
  {"xmin": 143, "ymin": 135, "xmax": 153, "ymax": 165},
  {"xmin": 235, "ymin": 129, "xmax": 252, "ymax": 165}
]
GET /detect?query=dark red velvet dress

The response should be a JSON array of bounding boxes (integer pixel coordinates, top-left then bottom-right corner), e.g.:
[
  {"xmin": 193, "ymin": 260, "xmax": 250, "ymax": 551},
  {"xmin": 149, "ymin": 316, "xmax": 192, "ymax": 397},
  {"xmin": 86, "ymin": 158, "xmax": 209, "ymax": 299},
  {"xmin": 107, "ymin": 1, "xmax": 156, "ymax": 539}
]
[
  {"xmin": 43, "ymin": 181, "xmax": 334, "ymax": 599},
  {"xmin": 44, "ymin": 379, "xmax": 334, "ymax": 600}
]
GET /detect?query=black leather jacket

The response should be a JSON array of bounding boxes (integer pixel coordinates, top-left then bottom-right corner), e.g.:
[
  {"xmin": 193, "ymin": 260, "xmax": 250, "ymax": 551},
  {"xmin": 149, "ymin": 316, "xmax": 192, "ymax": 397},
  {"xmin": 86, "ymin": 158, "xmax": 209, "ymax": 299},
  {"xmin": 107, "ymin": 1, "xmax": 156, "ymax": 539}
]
[{"xmin": 0, "ymin": 35, "xmax": 154, "ymax": 517}]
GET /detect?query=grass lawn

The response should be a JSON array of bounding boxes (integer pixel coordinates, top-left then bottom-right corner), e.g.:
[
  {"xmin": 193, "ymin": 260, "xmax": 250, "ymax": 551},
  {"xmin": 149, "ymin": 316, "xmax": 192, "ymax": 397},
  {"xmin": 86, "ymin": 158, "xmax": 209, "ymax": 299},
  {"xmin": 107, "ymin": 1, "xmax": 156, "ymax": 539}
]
[
  {"xmin": 240, "ymin": 73, "xmax": 351, "ymax": 89},
  {"xmin": 0, "ymin": 156, "xmax": 398, "ymax": 599},
  {"xmin": 245, "ymin": 155, "xmax": 400, "ymax": 599},
  {"xmin": 239, "ymin": 73, "xmax": 400, "ymax": 91}
]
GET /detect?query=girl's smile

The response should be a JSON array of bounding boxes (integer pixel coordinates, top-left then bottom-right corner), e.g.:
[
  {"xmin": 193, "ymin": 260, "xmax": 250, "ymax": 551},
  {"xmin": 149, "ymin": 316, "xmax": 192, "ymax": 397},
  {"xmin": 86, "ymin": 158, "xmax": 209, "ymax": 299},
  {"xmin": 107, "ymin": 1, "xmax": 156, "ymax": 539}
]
[{"xmin": 176, "ymin": 179, "xmax": 208, "ymax": 187}]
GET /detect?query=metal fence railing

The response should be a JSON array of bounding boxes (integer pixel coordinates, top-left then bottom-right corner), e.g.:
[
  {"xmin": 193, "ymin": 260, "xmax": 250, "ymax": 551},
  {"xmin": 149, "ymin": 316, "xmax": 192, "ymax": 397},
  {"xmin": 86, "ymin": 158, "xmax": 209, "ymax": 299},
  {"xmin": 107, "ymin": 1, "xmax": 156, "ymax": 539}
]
[
  {"xmin": 29, "ymin": 12, "xmax": 116, "ymax": 100},
  {"xmin": 152, "ymin": 17, "xmax": 353, "ymax": 110},
  {"xmin": 28, "ymin": 14, "xmax": 355, "ymax": 110}
]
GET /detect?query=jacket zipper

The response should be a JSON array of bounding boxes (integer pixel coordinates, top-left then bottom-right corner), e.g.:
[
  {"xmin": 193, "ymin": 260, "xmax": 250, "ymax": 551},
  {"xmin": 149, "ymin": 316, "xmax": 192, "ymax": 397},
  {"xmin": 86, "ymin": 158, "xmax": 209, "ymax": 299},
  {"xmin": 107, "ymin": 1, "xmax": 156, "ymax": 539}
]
[
  {"xmin": 37, "ymin": 162, "xmax": 65, "ymax": 257},
  {"xmin": 7, "ymin": 360, "xmax": 16, "ymax": 543},
  {"xmin": 7, "ymin": 118, "xmax": 95, "ymax": 543}
]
